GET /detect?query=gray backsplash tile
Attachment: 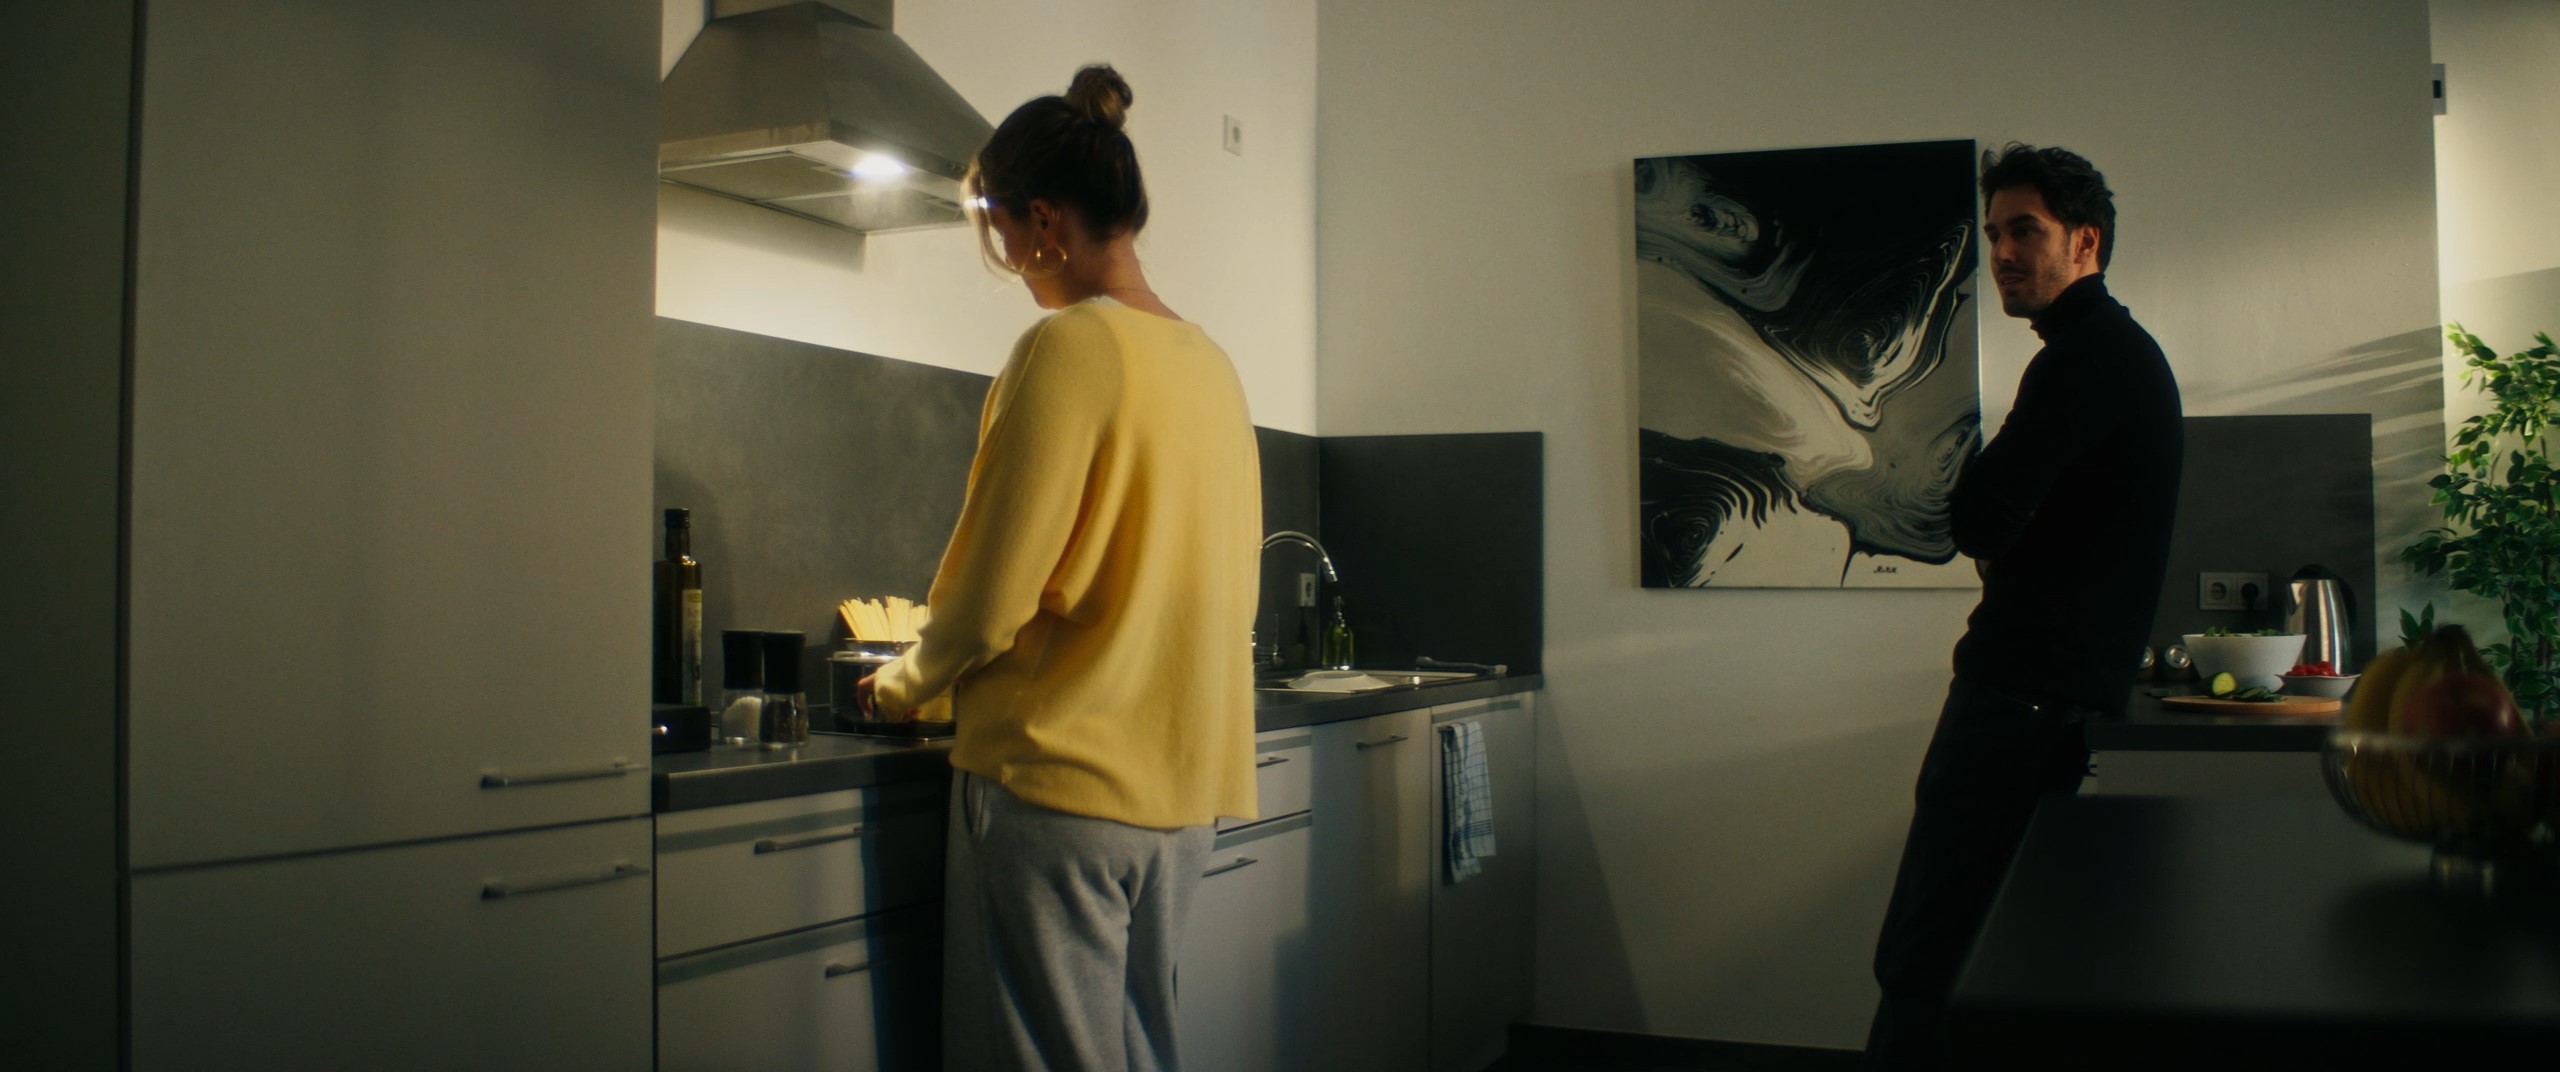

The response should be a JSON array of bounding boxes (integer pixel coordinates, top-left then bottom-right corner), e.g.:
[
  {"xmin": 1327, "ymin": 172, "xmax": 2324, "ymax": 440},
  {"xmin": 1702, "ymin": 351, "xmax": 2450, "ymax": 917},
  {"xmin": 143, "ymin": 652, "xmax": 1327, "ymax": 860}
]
[{"xmin": 2151, "ymin": 414, "xmax": 2378, "ymax": 668}]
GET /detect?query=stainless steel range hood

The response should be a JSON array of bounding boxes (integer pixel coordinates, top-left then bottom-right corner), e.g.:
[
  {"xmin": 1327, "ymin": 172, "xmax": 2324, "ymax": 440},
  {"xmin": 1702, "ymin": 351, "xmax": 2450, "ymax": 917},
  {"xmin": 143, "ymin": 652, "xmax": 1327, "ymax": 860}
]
[{"xmin": 659, "ymin": 0, "xmax": 993, "ymax": 233}]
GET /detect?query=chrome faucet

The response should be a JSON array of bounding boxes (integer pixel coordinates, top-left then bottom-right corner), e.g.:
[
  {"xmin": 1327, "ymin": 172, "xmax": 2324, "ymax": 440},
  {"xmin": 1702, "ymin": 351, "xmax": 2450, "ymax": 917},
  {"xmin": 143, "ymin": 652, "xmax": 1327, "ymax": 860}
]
[
  {"xmin": 1254, "ymin": 531, "xmax": 1341, "ymax": 668},
  {"xmin": 1261, "ymin": 530, "xmax": 1340, "ymax": 582}
]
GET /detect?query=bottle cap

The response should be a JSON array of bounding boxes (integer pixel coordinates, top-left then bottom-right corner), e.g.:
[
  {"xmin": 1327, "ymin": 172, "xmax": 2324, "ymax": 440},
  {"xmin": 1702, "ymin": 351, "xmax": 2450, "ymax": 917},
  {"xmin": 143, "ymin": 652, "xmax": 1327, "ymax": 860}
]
[
  {"xmin": 664, "ymin": 507, "xmax": 691, "ymax": 529},
  {"xmin": 721, "ymin": 630, "xmax": 764, "ymax": 690},
  {"xmin": 760, "ymin": 631, "xmax": 806, "ymax": 693}
]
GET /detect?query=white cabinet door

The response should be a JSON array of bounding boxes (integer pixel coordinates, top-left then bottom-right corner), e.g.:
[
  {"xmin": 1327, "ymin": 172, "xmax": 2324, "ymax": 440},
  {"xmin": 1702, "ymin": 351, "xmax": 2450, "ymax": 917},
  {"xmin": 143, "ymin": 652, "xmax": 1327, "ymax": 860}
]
[
  {"xmin": 1430, "ymin": 693, "xmax": 1537, "ymax": 1072},
  {"xmin": 130, "ymin": 818, "xmax": 653, "ymax": 1072},
  {"xmin": 1307, "ymin": 708, "xmax": 1432, "ymax": 1071},
  {"xmin": 124, "ymin": 0, "xmax": 660, "ymax": 868},
  {"xmin": 1177, "ymin": 812, "xmax": 1315, "ymax": 1072},
  {"xmin": 658, "ymin": 906, "xmax": 941, "ymax": 1072},
  {"xmin": 655, "ymin": 781, "xmax": 945, "ymax": 957}
]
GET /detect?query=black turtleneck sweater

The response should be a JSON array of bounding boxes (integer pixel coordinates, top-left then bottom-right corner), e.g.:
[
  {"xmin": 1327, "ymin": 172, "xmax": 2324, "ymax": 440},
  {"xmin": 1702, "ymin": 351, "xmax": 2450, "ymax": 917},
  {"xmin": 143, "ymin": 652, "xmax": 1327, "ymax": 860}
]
[{"xmin": 1950, "ymin": 274, "xmax": 2183, "ymax": 716}]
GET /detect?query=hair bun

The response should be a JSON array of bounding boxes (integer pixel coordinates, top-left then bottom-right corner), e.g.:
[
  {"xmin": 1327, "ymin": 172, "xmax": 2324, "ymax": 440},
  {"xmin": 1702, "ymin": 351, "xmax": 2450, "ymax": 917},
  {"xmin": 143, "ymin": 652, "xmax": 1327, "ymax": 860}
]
[{"xmin": 1063, "ymin": 64, "xmax": 1133, "ymax": 131}]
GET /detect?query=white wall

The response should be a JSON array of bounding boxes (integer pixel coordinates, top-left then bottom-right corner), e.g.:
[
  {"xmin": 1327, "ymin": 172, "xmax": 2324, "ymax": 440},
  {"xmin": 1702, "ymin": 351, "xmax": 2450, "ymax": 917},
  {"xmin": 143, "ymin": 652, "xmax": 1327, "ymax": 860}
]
[
  {"xmin": 656, "ymin": 0, "xmax": 1321, "ymax": 433},
  {"xmin": 1317, "ymin": 0, "xmax": 2442, "ymax": 1049},
  {"xmin": 2434, "ymin": 0, "xmax": 2560, "ymax": 431}
]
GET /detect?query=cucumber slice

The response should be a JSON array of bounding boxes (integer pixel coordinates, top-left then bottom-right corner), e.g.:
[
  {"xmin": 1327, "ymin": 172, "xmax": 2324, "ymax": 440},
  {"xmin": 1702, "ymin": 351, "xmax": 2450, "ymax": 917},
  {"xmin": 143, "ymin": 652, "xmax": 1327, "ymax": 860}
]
[{"xmin": 2209, "ymin": 671, "xmax": 2238, "ymax": 697}]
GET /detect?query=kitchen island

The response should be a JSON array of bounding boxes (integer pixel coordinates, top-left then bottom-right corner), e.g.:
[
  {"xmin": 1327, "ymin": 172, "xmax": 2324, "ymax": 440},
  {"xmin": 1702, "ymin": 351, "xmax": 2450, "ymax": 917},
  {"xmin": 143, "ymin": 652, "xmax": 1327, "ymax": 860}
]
[{"xmin": 1951, "ymin": 795, "xmax": 2560, "ymax": 1067}]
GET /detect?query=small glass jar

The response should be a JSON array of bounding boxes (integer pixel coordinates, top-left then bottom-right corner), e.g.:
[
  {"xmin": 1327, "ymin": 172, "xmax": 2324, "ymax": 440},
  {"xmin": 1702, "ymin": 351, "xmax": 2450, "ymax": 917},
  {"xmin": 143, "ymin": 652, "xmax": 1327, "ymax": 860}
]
[{"xmin": 758, "ymin": 631, "xmax": 808, "ymax": 748}]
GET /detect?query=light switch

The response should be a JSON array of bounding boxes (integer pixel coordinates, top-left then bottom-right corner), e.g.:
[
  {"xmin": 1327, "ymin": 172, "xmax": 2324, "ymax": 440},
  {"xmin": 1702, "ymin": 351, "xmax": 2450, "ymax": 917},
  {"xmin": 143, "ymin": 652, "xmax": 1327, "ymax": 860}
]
[
  {"xmin": 1298, "ymin": 573, "xmax": 1318, "ymax": 607},
  {"xmin": 1222, "ymin": 114, "xmax": 1243, "ymax": 156}
]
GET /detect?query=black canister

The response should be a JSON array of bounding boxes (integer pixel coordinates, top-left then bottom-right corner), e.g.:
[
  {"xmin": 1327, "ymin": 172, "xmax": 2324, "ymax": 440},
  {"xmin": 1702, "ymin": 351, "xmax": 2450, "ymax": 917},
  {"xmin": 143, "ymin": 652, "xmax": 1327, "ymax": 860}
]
[{"xmin": 717, "ymin": 630, "xmax": 766, "ymax": 743}]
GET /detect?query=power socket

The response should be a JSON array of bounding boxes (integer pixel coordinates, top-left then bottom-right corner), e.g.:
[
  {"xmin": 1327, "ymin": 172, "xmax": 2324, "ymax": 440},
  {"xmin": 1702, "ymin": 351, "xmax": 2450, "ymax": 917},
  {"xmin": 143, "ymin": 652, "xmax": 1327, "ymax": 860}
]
[
  {"xmin": 1298, "ymin": 573, "xmax": 1317, "ymax": 607},
  {"xmin": 2198, "ymin": 571, "xmax": 2269, "ymax": 612}
]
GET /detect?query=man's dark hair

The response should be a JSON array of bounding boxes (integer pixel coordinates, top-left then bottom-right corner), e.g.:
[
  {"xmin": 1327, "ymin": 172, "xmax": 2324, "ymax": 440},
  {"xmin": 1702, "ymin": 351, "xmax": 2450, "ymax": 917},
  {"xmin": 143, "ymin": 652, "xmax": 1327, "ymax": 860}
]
[{"xmin": 1979, "ymin": 143, "xmax": 2116, "ymax": 269}]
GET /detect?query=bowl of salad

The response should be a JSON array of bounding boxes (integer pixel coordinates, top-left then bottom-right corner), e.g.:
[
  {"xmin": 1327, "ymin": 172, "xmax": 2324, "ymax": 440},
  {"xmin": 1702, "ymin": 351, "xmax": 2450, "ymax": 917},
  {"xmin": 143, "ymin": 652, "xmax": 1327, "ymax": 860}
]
[{"xmin": 2181, "ymin": 628, "xmax": 2305, "ymax": 693}]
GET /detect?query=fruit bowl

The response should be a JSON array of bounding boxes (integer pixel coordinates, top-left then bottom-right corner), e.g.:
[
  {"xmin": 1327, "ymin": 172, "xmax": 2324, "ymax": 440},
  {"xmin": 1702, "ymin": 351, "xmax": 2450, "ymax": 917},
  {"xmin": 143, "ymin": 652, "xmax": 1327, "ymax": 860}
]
[
  {"xmin": 2181, "ymin": 633, "xmax": 2305, "ymax": 692},
  {"xmin": 2321, "ymin": 731, "xmax": 2559, "ymax": 875},
  {"xmin": 2280, "ymin": 672, "xmax": 2358, "ymax": 698}
]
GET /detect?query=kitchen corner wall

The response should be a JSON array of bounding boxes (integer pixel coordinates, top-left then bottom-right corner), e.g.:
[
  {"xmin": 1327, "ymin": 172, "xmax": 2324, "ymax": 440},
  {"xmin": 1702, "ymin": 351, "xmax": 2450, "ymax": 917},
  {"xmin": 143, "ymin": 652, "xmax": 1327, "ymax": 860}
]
[
  {"xmin": 2432, "ymin": 0, "xmax": 2560, "ymax": 638},
  {"xmin": 653, "ymin": 0, "xmax": 1321, "ymax": 435},
  {"xmin": 1316, "ymin": 0, "xmax": 2443, "ymax": 1050}
]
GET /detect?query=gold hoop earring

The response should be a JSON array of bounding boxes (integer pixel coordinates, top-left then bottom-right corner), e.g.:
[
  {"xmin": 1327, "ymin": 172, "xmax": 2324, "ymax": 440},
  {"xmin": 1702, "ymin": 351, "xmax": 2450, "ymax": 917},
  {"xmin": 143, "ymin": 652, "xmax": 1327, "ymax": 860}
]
[{"xmin": 1022, "ymin": 243, "xmax": 1068, "ymax": 279}]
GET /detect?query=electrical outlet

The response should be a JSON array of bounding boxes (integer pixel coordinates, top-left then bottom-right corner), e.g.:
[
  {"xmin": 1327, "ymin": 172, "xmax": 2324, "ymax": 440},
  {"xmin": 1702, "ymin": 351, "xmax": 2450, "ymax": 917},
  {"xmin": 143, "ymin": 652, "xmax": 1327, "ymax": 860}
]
[
  {"xmin": 1222, "ymin": 114, "xmax": 1243, "ymax": 156},
  {"xmin": 2198, "ymin": 571, "xmax": 2269, "ymax": 612},
  {"xmin": 1298, "ymin": 573, "xmax": 1318, "ymax": 607}
]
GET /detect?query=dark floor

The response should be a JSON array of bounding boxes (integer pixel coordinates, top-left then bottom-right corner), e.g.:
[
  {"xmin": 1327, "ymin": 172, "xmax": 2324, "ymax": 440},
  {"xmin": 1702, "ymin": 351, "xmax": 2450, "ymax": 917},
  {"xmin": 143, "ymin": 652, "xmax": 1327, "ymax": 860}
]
[{"xmin": 1491, "ymin": 1026, "xmax": 1865, "ymax": 1072}]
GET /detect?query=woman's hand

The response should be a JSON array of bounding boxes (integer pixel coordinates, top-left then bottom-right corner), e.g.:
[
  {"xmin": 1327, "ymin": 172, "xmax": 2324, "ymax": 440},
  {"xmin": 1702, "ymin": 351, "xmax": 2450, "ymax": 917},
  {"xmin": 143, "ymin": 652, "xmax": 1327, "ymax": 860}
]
[{"xmin": 854, "ymin": 673, "xmax": 879, "ymax": 717}]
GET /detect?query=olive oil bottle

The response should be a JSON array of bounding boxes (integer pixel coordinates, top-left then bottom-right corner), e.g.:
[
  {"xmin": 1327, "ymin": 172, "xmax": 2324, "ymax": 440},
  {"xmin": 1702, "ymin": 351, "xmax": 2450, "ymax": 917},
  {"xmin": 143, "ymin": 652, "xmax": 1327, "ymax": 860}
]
[{"xmin": 654, "ymin": 508, "xmax": 703, "ymax": 704}]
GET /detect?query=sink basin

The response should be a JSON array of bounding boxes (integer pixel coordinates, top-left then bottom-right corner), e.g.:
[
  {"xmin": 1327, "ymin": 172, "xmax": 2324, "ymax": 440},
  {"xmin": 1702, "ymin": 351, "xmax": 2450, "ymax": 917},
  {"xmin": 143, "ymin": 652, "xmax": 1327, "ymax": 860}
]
[{"xmin": 1255, "ymin": 669, "xmax": 1483, "ymax": 693}]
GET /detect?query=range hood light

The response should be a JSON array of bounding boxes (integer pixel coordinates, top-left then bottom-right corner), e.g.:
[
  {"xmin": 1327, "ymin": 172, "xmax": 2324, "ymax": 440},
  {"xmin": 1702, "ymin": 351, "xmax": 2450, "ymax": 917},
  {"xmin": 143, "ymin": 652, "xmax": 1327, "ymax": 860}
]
[{"xmin": 851, "ymin": 154, "xmax": 910, "ymax": 181}]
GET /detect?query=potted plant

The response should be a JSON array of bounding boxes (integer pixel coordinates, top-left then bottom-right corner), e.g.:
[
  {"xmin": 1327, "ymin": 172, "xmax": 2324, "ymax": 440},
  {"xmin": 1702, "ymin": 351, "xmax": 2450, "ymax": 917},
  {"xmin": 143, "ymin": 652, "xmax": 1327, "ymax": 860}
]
[{"xmin": 2402, "ymin": 325, "xmax": 2560, "ymax": 724}]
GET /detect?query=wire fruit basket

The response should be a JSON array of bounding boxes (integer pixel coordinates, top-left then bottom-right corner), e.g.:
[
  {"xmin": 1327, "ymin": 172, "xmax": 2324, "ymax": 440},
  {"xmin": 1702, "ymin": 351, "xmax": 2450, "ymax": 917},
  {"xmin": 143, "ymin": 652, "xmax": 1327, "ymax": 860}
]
[{"xmin": 2321, "ymin": 731, "xmax": 2560, "ymax": 888}]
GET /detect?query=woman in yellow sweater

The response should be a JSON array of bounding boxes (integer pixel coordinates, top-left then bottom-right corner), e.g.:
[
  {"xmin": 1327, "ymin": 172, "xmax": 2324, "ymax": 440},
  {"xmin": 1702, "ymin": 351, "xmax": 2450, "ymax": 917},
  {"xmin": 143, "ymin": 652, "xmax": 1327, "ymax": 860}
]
[{"xmin": 855, "ymin": 65, "xmax": 1261, "ymax": 1072}]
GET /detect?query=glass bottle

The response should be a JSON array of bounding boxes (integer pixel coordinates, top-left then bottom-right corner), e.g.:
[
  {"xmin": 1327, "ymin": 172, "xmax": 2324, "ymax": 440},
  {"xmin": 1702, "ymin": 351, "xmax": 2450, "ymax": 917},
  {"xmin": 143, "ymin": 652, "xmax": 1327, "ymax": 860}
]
[
  {"xmin": 1321, "ymin": 596, "xmax": 1355, "ymax": 670},
  {"xmin": 654, "ymin": 508, "xmax": 704, "ymax": 704}
]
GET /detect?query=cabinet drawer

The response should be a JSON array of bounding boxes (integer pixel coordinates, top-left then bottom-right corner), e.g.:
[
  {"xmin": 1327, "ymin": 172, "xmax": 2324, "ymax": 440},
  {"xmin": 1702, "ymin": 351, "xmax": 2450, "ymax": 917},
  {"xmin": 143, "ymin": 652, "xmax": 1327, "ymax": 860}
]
[
  {"xmin": 655, "ymin": 782, "xmax": 943, "ymax": 957},
  {"xmin": 132, "ymin": 818, "xmax": 653, "ymax": 1072},
  {"xmin": 1221, "ymin": 730, "xmax": 1314, "ymax": 831},
  {"xmin": 658, "ymin": 906, "xmax": 940, "ymax": 1072}
]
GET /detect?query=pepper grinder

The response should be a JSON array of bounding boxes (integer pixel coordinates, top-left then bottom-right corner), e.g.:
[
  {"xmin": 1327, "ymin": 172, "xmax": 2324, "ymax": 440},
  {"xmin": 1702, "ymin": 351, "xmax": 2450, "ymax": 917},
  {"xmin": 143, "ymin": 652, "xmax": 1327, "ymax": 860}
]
[{"xmin": 758, "ymin": 631, "xmax": 808, "ymax": 749}]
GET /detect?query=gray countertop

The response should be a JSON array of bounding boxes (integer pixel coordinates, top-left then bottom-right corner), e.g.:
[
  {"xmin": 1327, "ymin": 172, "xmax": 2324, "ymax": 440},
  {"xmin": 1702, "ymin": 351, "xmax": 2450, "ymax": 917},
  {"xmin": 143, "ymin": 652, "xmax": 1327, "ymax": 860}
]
[
  {"xmin": 2086, "ymin": 686, "xmax": 2337, "ymax": 753},
  {"xmin": 1952, "ymin": 795, "xmax": 2560, "ymax": 1065},
  {"xmin": 653, "ymin": 671, "xmax": 1543, "ymax": 812}
]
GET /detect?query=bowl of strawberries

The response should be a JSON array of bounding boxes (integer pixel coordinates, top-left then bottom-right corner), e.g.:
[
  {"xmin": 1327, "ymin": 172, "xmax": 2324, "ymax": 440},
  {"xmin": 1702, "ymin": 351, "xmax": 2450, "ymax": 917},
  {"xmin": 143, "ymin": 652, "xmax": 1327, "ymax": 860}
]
[{"xmin": 2280, "ymin": 659, "xmax": 2358, "ymax": 698}]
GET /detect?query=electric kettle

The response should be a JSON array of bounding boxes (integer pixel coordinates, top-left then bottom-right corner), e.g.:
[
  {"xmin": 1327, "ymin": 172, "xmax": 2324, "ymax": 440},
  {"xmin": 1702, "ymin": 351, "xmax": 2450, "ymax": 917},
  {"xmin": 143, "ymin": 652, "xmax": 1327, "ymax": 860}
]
[{"xmin": 2285, "ymin": 566, "xmax": 2353, "ymax": 673}]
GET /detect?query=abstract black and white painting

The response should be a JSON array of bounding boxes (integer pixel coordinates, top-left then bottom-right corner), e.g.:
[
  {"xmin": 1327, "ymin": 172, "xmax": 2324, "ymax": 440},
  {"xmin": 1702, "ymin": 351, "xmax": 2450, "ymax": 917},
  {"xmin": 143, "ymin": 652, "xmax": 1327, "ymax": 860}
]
[{"xmin": 1635, "ymin": 140, "xmax": 1981, "ymax": 589}]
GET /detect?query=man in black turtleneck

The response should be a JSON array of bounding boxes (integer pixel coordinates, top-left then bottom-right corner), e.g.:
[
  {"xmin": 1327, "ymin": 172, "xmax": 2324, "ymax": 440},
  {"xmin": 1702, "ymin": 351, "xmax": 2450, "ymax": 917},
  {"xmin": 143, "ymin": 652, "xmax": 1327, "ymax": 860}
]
[{"xmin": 1863, "ymin": 144, "xmax": 2183, "ymax": 1071}]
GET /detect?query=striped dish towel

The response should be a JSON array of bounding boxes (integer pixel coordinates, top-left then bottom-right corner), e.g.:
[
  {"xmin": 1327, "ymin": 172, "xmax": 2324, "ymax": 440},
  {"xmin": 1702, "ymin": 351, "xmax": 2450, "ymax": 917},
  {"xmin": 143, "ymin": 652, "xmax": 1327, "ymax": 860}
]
[{"xmin": 1440, "ymin": 721, "xmax": 1496, "ymax": 883}]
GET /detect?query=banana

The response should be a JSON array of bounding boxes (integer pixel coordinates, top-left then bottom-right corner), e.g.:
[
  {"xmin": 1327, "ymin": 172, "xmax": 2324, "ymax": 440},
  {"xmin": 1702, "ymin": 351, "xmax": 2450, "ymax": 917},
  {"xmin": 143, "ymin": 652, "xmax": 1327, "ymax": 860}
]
[{"xmin": 2344, "ymin": 646, "xmax": 2409, "ymax": 733}]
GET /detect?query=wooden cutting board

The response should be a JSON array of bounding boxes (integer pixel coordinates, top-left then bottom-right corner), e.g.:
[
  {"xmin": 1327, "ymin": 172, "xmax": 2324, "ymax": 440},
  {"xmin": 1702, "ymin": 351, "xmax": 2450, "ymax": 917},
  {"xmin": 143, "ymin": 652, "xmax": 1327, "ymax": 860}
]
[{"xmin": 2158, "ymin": 694, "xmax": 2341, "ymax": 716}]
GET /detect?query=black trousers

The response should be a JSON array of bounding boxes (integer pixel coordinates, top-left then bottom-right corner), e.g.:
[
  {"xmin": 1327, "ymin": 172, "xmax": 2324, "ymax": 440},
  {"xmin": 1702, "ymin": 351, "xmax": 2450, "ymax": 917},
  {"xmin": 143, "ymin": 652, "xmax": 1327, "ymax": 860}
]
[{"xmin": 1864, "ymin": 678, "xmax": 2092, "ymax": 1071}]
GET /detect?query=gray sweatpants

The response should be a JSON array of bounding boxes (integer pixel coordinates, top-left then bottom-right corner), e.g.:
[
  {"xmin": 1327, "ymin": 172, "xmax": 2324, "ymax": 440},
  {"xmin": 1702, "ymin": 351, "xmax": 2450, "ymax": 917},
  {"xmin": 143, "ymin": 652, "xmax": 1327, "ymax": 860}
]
[{"xmin": 943, "ymin": 771, "xmax": 1216, "ymax": 1072}]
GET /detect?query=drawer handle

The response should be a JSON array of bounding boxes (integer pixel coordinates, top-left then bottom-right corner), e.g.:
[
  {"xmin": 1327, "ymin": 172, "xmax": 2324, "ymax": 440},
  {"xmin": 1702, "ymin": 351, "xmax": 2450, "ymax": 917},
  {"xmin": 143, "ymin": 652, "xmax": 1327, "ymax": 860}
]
[
  {"xmin": 823, "ymin": 960, "xmax": 874, "ymax": 979},
  {"xmin": 1256, "ymin": 755, "xmax": 1291, "ymax": 768},
  {"xmin": 479, "ymin": 758, "xmax": 641, "ymax": 790},
  {"xmin": 1201, "ymin": 856, "xmax": 1260, "ymax": 879},
  {"xmin": 752, "ymin": 826, "xmax": 872, "ymax": 855},
  {"xmin": 1355, "ymin": 734, "xmax": 1409, "ymax": 750},
  {"xmin": 481, "ymin": 861, "xmax": 649, "ymax": 900}
]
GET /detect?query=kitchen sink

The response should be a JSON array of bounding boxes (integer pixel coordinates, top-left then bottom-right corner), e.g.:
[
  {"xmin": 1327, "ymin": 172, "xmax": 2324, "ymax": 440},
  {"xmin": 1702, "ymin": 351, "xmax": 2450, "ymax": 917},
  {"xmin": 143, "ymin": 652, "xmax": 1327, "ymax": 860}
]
[{"xmin": 1255, "ymin": 669, "xmax": 1484, "ymax": 693}]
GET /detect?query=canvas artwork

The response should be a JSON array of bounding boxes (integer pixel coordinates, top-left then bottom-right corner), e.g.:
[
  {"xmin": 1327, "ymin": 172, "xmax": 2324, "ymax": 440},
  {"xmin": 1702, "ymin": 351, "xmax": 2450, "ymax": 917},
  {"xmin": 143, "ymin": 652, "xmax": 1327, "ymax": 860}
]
[{"xmin": 1635, "ymin": 139, "xmax": 1982, "ymax": 589}]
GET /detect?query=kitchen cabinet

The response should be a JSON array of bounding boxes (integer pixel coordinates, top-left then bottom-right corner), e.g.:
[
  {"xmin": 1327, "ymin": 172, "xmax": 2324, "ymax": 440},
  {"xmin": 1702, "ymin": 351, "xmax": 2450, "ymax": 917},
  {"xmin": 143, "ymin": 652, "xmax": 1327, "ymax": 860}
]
[
  {"xmin": 122, "ymin": 0, "xmax": 659, "ymax": 869},
  {"xmin": 656, "ymin": 779, "xmax": 947, "ymax": 1071},
  {"xmin": 130, "ymin": 818, "xmax": 653, "ymax": 1072},
  {"xmin": 1429, "ymin": 694, "xmax": 1538, "ymax": 1072},
  {"xmin": 114, "ymin": 1, "xmax": 662, "ymax": 1067},
  {"xmin": 1177, "ymin": 729, "xmax": 1318, "ymax": 1070},
  {"xmin": 1306, "ymin": 707, "xmax": 1435, "ymax": 1071},
  {"xmin": 1178, "ymin": 812, "xmax": 1317, "ymax": 1072},
  {"xmin": 657, "ymin": 905, "xmax": 941, "ymax": 1072},
  {"xmin": 654, "ymin": 781, "xmax": 944, "ymax": 957}
]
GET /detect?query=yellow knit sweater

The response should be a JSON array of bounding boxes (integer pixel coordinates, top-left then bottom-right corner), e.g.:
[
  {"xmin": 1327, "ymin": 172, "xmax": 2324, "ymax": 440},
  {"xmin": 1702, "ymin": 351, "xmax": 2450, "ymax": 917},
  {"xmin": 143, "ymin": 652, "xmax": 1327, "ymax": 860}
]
[{"xmin": 874, "ymin": 300, "xmax": 1263, "ymax": 829}]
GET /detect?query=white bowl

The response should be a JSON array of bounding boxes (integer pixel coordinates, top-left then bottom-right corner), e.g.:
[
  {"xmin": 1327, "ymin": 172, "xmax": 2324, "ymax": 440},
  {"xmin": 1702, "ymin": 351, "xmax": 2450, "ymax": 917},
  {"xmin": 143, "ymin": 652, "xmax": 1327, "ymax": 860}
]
[
  {"xmin": 2280, "ymin": 672, "xmax": 2358, "ymax": 699},
  {"xmin": 2181, "ymin": 633, "xmax": 2306, "ymax": 692}
]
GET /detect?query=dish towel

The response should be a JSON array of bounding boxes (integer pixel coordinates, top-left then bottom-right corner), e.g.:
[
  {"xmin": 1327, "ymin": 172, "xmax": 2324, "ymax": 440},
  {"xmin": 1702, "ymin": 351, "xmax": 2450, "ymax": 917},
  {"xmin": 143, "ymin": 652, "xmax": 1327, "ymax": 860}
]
[{"xmin": 1440, "ymin": 721, "xmax": 1496, "ymax": 883}]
